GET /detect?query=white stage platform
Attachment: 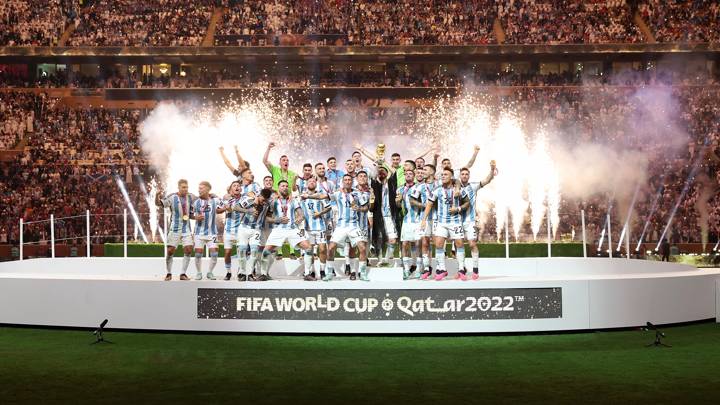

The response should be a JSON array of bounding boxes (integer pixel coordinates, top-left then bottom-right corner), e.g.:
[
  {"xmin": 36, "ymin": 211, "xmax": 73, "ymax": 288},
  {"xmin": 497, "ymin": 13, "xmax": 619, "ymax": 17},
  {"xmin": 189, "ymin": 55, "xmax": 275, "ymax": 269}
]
[{"xmin": 0, "ymin": 257, "xmax": 718, "ymax": 334}]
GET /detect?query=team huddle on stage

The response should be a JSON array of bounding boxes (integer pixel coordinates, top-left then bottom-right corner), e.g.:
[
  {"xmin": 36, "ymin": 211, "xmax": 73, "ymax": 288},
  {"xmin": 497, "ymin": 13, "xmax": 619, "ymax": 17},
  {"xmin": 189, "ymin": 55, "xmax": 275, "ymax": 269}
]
[{"xmin": 157, "ymin": 142, "xmax": 496, "ymax": 282}]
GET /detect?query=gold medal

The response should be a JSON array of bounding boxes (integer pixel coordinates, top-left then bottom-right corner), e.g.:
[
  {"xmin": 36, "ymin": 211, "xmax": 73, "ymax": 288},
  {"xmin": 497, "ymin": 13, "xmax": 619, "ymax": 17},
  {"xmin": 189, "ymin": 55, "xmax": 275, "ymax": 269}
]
[{"xmin": 182, "ymin": 215, "xmax": 189, "ymax": 221}]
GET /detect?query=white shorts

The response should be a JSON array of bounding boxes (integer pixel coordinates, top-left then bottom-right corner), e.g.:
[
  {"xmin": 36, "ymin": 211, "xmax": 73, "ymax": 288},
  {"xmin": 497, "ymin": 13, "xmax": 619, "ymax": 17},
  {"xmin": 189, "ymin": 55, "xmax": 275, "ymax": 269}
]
[
  {"xmin": 260, "ymin": 226, "xmax": 271, "ymax": 246},
  {"xmin": 167, "ymin": 231, "xmax": 193, "ymax": 247},
  {"xmin": 331, "ymin": 226, "xmax": 364, "ymax": 247},
  {"xmin": 223, "ymin": 230, "xmax": 238, "ymax": 246},
  {"xmin": 266, "ymin": 227, "xmax": 307, "ymax": 249},
  {"xmin": 237, "ymin": 227, "xmax": 261, "ymax": 247},
  {"xmin": 307, "ymin": 230, "xmax": 328, "ymax": 245},
  {"xmin": 418, "ymin": 221, "xmax": 433, "ymax": 238},
  {"xmin": 400, "ymin": 221, "xmax": 420, "ymax": 242},
  {"xmin": 382, "ymin": 216, "xmax": 398, "ymax": 239},
  {"xmin": 358, "ymin": 227, "xmax": 370, "ymax": 242},
  {"xmin": 432, "ymin": 222, "xmax": 465, "ymax": 240},
  {"xmin": 463, "ymin": 222, "xmax": 477, "ymax": 241},
  {"xmin": 194, "ymin": 234, "xmax": 218, "ymax": 249}
]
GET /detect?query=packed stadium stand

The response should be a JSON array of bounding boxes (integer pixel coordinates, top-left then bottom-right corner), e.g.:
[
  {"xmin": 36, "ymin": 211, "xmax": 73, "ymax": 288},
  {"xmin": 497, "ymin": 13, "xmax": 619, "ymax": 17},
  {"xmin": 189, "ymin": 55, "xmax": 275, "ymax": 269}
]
[{"xmin": 0, "ymin": 0, "xmax": 719, "ymax": 258}]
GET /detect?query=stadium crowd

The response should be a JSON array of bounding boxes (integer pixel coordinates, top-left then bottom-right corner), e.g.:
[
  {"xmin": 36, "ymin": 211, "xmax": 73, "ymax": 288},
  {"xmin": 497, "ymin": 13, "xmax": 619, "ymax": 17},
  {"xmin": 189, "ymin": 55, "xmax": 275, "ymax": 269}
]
[
  {"xmin": 215, "ymin": 0, "xmax": 497, "ymax": 46},
  {"xmin": 3, "ymin": 0, "xmax": 720, "ymax": 47},
  {"xmin": 499, "ymin": 0, "xmax": 642, "ymax": 44},
  {"xmin": 639, "ymin": 0, "xmax": 720, "ymax": 43},
  {"xmin": 1, "ymin": 78, "xmax": 719, "ymax": 251},
  {"xmin": 68, "ymin": 0, "xmax": 215, "ymax": 46},
  {"xmin": 0, "ymin": 0, "xmax": 72, "ymax": 46}
]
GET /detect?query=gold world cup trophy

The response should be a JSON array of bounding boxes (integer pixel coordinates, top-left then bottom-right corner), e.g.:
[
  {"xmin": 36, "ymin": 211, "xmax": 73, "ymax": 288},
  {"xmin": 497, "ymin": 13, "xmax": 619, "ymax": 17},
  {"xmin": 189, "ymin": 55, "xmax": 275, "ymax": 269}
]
[
  {"xmin": 490, "ymin": 159, "xmax": 498, "ymax": 176},
  {"xmin": 376, "ymin": 143, "xmax": 386, "ymax": 165}
]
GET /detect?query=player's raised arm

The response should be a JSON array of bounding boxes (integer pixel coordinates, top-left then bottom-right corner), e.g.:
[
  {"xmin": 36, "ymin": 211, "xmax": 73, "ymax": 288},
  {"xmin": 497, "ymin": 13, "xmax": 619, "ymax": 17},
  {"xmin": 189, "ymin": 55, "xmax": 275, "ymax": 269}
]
[
  {"xmin": 354, "ymin": 142, "xmax": 377, "ymax": 162},
  {"xmin": 234, "ymin": 145, "xmax": 248, "ymax": 171},
  {"xmin": 417, "ymin": 147, "xmax": 433, "ymax": 159},
  {"xmin": 219, "ymin": 146, "xmax": 236, "ymax": 174},
  {"xmin": 263, "ymin": 142, "xmax": 275, "ymax": 171},
  {"xmin": 465, "ymin": 145, "xmax": 481, "ymax": 169},
  {"xmin": 478, "ymin": 160, "xmax": 496, "ymax": 189}
]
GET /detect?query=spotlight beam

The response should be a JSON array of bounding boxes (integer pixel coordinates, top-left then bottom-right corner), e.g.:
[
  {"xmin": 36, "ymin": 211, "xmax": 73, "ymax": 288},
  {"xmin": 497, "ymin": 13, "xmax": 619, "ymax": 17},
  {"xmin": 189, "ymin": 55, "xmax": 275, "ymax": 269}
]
[
  {"xmin": 655, "ymin": 138, "xmax": 710, "ymax": 251},
  {"xmin": 115, "ymin": 176, "xmax": 149, "ymax": 243},
  {"xmin": 635, "ymin": 178, "xmax": 665, "ymax": 251},
  {"xmin": 617, "ymin": 183, "xmax": 641, "ymax": 251}
]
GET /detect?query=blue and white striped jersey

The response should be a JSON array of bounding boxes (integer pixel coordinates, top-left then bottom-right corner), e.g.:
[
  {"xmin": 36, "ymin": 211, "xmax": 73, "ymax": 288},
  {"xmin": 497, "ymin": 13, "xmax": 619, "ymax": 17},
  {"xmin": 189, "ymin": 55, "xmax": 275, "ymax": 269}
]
[
  {"xmin": 300, "ymin": 198, "xmax": 329, "ymax": 231},
  {"xmin": 316, "ymin": 179, "xmax": 336, "ymax": 196},
  {"xmin": 295, "ymin": 177, "xmax": 313, "ymax": 193},
  {"xmin": 413, "ymin": 180, "xmax": 441, "ymax": 217},
  {"xmin": 223, "ymin": 195, "xmax": 243, "ymax": 234},
  {"xmin": 271, "ymin": 196, "xmax": 302, "ymax": 230},
  {"xmin": 193, "ymin": 196, "xmax": 223, "ymax": 236},
  {"xmin": 316, "ymin": 179, "xmax": 336, "ymax": 221},
  {"xmin": 160, "ymin": 193, "xmax": 197, "ymax": 234},
  {"xmin": 326, "ymin": 169, "xmax": 345, "ymax": 186},
  {"xmin": 356, "ymin": 189, "xmax": 371, "ymax": 231},
  {"xmin": 238, "ymin": 196, "xmax": 270, "ymax": 229},
  {"xmin": 460, "ymin": 182, "xmax": 483, "ymax": 223},
  {"xmin": 240, "ymin": 181, "xmax": 261, "ymax": 197},
  {"xmin": 428, "ymin": 186, "xmax": 467, "ymax": 224},
  {"xmin": 400, "ymin": 183, "xmax": 422, "ymax": 224},
  {"xmin": 331, "ymin": 190, "xmax": 368, "ymax": 228},
  {"xmin": 380, "ymin": 182, "xmax": 391, "ymax": 217}
]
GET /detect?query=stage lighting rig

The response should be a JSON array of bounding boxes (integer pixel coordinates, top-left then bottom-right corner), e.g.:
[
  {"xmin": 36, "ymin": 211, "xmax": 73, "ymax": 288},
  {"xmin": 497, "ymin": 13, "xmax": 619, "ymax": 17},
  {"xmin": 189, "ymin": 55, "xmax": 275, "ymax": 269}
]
[
  {"xmin": 645, "ymin": 322, "xmax": 671, "ymax": 348},
  {"xmin": 92, "ymin": 319, "xmax": 113, "ymax": 344}
]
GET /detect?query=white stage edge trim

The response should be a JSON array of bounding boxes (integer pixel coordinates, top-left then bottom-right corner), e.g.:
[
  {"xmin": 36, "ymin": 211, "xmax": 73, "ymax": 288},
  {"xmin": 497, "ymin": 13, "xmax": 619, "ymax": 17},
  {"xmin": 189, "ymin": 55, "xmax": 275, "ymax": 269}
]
[{"xmin": 0, "ymin": 258, "xmax": 718, "ymax": 334}]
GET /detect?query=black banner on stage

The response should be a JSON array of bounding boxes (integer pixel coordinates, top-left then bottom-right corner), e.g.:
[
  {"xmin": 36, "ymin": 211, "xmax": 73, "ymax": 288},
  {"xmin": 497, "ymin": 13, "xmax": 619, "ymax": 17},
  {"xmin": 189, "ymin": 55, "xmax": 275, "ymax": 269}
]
[{"xmin": 197, "ymin": 288, "xmax": 562, "ymax": 321}]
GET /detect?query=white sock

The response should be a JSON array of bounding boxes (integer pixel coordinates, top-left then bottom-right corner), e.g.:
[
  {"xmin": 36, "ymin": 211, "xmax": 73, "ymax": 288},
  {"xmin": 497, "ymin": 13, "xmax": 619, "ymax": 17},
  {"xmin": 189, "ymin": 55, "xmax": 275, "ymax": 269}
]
[
  {"xmin": 471, "ymin": 249, "xmax": 479, "ymax": 270},
  {"xmin": 402, "ymin": 257, "xmax": 411, "ymax": 272},
  {"xmin": 326, "ymin": 260, "xmax": 335, "ymax": 275},
  {"xmin": 386, "ymin": 243, "xmax": 396, "ymax": 262},
  {"xmin": 237, "ymin": 245, "xmax": 248, "ymax": 275},
  {"xmin": 261, "ymin": 251, "xmax": 274, "ymax": 275},
  {"xmin": 246, "ymin": 246, "xmax": 258, "ymax": 275},
  {"xmin": 209, "ymin": 252, "xmax": 218, "ymax": 273},
  {"xmin": 195, "ymin": 253, "xmax": 203, "ymax": 273},
  {"xmin": 435, "ymin": 248, "xmax": 446, "ymax": 271},
  {"xmin": 456, "ymin": 247, "xmax": 465, "ymax": 272},
  {"xmin": 181, "ymin": 254, "xmax": 191, "ymax": 274},
  {"xmin": 343, "ymin": 244, "xmax": 350, "ymax": 265},
  {"xmin": 303, "ymin": 249, "xmax": 313, "ymax": 275},
  {"xmin": 422, "ymin": 254, "xmax": 430, "ymax": 270},
  {"xmin": 165, "ymin": 255, "xmax": 173, "ymax": 273}
]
